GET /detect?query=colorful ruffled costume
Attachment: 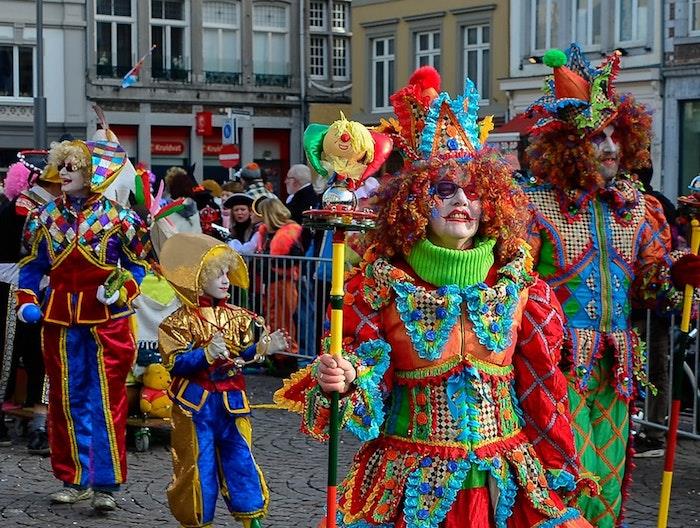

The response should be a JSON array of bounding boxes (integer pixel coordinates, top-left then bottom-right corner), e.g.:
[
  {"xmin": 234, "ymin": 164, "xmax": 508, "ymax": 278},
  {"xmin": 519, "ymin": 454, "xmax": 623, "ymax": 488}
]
[
  {"xmin": 524, "ymin": 44, "xmax": 680, "ymax": 527},
  {"xmin": 158, "ymin": 233, "xmax": 269, "ymax": 528},
  {"xmin": 16, "ymin": 140, "xmax": 150, "ymax": 490},
  {"xmin": 276, "ymin": 67, "xmax": 592, "ymax": 528}
]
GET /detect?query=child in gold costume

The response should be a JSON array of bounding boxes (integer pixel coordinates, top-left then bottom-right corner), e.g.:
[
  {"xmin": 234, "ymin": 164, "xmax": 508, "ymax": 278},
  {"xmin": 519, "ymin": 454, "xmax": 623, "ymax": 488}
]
[{"xmin": 158, "ymin": 233, "xmax": 288, "ymax": 528}]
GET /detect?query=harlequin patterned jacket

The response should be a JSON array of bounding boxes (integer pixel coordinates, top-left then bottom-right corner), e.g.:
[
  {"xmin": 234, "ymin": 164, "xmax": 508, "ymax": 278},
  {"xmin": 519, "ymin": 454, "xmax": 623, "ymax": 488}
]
[
  {"xmin": 16, "ymin": 193, "xmax": 150, "ymax": 325},
  {"xmin": 275, "ymin": 244, "xmax": 593, "ymax": 528},
  {"xmin": 523, "ymin": 174, "xmax": 676, "ymax": 401}
]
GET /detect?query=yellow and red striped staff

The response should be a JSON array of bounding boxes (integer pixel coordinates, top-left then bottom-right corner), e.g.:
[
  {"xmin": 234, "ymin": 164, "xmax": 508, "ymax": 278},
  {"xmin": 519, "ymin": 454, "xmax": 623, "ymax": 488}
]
[{"xmin": 657, "ymin": 193, "xmax": 700, "ymax": 527}]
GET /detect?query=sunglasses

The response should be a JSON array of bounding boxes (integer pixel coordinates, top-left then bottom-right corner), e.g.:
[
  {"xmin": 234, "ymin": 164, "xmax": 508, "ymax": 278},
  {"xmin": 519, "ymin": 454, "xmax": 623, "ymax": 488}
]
[
  {"xmin": 57, "ymin": 162, "xmax": 79, "ymax": 172},
  {"xmin": 431, "ymin": 180, "xmax": 479, "ymax": 200}
]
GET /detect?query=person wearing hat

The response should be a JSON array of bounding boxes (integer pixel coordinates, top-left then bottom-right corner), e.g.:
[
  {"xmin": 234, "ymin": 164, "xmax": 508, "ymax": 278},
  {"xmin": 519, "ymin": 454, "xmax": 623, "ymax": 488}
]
[
  {"xmin": 240, "ymin": 162, "xmax": 274, "ymax": 200},
  {"xmin": 0, "ymin": 151, "xmax": 61, "ymax": 453},
  {"xmin": 524, "ymin": 45, "xmax": 700, "ymax": 527},
  {"xmin": 15, "ymin": 140, "xmax": 151, "ymax": 512},
  {"xmin": 224, "ymin": 193, "xmax": 256, "ymax": 243},
  {"xmin": 158, "ymin": 233, "xmax": 289, "ymax": 528},
  {"xmin": 275, "ymin": 67, "xmax": 594, "ymax": 528}
]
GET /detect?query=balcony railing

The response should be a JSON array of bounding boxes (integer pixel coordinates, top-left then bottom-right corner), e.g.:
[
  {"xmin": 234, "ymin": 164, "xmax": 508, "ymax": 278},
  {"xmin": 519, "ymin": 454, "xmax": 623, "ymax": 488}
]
[
  {"xmin": 95, "ymin": 64, "xmax": 132, "ymax": 78},
  {"xmin": 254, "ymin": 73, "xmax": 291, "ymax": 87},
  {"xmin": 253, "ymin": 60, "xmax": 291, "ymax": 88},
  {"xmin": 204, "ymin": 71, "xmax": 242, "ymax": 85},
  {"xmin": 152, "ymin": 67, "xmax": 191, "ymax": 82}
]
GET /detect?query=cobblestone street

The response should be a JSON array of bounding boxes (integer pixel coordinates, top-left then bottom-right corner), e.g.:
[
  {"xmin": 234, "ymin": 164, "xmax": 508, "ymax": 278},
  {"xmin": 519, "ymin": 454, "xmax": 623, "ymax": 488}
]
[{"xmin": 1, "ymin": 374, "xmax": 699, "ymax": 527}]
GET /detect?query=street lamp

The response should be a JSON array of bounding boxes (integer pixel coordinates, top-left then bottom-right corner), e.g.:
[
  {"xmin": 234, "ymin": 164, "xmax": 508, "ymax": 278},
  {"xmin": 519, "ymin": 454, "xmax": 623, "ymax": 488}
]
[{"xmin": 34, "ymin": 0, "xmax": 47, "ymax": 149}]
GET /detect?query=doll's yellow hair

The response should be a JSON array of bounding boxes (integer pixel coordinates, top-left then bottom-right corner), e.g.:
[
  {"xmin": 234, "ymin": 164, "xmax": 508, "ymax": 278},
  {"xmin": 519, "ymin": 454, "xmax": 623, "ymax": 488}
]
[{"xmin": 329, "ymin": 112, "xmax": 375, "ymax": 161}]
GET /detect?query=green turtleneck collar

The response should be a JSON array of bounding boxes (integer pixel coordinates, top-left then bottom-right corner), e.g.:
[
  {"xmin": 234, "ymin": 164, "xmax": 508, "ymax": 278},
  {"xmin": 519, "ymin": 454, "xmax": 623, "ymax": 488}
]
[{"xmin": 405, "ymin": 237, "xmax": 496, "ymax": 288}]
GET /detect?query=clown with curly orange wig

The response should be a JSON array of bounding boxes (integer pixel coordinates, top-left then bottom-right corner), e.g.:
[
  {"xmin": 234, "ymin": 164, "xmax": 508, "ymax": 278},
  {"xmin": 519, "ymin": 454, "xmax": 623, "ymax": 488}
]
[
  {"xmin": 523, "ymin": 44, "xmax": 700, "ymax": 528},
  {"xmin": 276, "ymin": 67, "xmax": 594, "ymax": 528}
]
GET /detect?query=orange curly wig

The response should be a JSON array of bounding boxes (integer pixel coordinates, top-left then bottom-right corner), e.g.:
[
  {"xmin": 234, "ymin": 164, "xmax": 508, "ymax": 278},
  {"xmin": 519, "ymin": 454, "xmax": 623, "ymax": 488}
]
[
  {"xmin": 526, "ymin": 95, "xmax": 652, "ymax": 191},
  {"xmin": 367, "ymin": 149, "xmax": 529, "ymax": 263}
]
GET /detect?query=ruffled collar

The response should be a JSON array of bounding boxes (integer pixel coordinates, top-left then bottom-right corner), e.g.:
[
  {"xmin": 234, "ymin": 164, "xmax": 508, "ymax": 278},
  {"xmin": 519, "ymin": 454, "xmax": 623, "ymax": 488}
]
[
  {"xmin": 556, "ymin": 173, "xmax": 641, "ymax": 220},
  {"xmin": 361, "ymin": 243, "xmax": 535, "ymax": 356}
]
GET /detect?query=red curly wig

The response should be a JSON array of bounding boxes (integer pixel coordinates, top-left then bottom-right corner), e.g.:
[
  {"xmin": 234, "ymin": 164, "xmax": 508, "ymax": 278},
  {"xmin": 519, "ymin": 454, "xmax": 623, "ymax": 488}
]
[
  {"xmin": 526, "ymin": 95, "xmax": 652, "ymax": 191},
  {"xmin": 367, "ymin": 149, "xmax": 529, "ymax": 263}
]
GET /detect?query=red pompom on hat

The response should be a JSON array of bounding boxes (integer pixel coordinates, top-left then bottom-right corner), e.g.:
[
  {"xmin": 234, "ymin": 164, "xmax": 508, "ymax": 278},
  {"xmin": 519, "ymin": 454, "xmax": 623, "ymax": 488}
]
[{"xmin": 408, "ymin": 66, "xmax": 441, "ymax": 101}]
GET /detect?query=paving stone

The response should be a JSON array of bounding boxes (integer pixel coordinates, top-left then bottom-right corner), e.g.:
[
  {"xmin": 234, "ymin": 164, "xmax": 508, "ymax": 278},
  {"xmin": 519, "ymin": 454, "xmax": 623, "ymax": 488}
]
[{"xmin": 0, "ymin": 374, "xmax": 698, "ymax": 527}]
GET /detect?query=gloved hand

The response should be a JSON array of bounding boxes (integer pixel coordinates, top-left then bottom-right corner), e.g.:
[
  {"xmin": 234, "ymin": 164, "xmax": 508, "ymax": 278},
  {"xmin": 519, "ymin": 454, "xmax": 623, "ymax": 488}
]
[
  {"xmin": 671, "ymin": 254, "xmax": 700, "ymax": 289},
  {"xmin": 96, "ymin": 284, "xmax": 120, "ymax": 306},
  {"xmin": 17, "ymin": 303, "xmax": 42, "ymax": 324},
  {"xmin": 265, "ymin": 330, "xmax": 290, "ymax": 356},
  {"xmin": 206, "ymin": 332, "xmax": 229, "ymax": 363}
]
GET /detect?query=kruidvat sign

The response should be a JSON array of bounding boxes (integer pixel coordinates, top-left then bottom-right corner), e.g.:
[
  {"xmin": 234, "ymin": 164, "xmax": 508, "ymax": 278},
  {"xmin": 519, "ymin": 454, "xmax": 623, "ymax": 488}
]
[
  {"xmin": 151, "ymin": 141, "xmax": 185, "ymax": 156},
  {"xmin": 203, "ymin": 143, "xmax": 223, "ymax": 156}
]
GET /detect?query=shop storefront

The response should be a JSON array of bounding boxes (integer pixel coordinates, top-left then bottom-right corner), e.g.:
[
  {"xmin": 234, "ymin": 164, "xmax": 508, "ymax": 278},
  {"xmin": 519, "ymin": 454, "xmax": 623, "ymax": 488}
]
[
  {"xmin": 253, "ymin": 128, "xmax": 290, "ymax": 199},
  {"xmin": 150, "ymin": 126, "xmax": 190, "ymax": 179},
  {"xmin": 202, "ymin": 127, "xmax": 231, "ymax": 183}
]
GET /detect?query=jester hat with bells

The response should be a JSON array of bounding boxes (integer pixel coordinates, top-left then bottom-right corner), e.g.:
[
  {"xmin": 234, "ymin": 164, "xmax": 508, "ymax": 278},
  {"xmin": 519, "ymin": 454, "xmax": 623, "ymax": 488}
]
[
  {"xmin": 303, "ymin": 111, "xmax": 393, "ymax": 189},
  {"xmin": 49, "ymin": 140, "xmax": 128, "ymax": 194},
  {"xmin": 159, "ymin": 232, "xmax": 248, "ymax": 307}
]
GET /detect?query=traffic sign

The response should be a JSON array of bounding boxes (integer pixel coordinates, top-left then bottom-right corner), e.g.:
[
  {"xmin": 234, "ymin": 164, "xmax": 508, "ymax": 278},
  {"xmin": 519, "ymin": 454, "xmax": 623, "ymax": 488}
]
[
  {"xmin": 222, "ymin": 117, "xmax": 237, "ymax": 145},
  {"xmin": 219, "ymin": 144, "xmax": 240, "ymax": 168}
]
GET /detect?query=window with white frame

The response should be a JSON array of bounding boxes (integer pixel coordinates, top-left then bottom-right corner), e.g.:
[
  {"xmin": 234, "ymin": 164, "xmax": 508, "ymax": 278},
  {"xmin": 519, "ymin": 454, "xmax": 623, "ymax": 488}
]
[
  {"xmin": 309, "ymin": 1, "xmax": 327, "ymax": 31},
  {"xmin": 332, "ymin": 36, "xmax": 349, "ymax": 79},
  {"xmin": 415, "ymin": 31, "xmax": 440, "ymax": 70},
  {"xmin": 616, "ymin": 0, "xmax": 648, "ymax": 45},
  {"xmin": 0, "ymin": 45, "xmax": 33, "ymax": 98},
  {"xmin": 690, "ymin": 0, "xmax": 700, "ymax": 35},
  {"xmin": 371, "ymin": 36, "xmax": 394, "ymax": 112},
  {"xmin": 332, "ymin": 2, "xmax": 349, "ymax": 32},
  {"xmin": 253, "ymin": 3, "xmax": 290, "ymax": 75},
  {"xmin": 571, "ymin": 0, "xmax": 601, "ymax": 49},
  {"xmin": 96, "ymin": 0, "xmax": 135, "ymax": 77},
  {"xmin": 203, "ymin": 1, "xmax": 240, "ymax": 73},
  {"xmin": 151, "ymin": 0, "xmax": 189, "ymax": 76},
  {"xmin": 310, "ymin": 36, "xmax": 327, "ymax": 78},
  {"xmin": 463, "ymin": 25, "xmax": 490, "ymax": 101},
  {"xmin": 531, "ymin": 0, "xmax": 561, "ymax": 52}
]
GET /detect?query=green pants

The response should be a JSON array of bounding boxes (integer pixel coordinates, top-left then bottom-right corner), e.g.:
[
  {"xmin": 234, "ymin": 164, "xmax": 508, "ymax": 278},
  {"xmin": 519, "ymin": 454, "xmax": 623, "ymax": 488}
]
[{"xmin": 567, "ymin": 353, "xmax": 630, "ymax": 528}]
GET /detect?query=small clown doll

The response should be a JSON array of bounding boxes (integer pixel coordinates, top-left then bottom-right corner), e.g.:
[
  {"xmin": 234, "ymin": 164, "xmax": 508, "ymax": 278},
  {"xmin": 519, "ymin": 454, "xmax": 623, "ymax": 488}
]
[{"xmin": 303, "ymin": 111, "xmax": 393, "ymax": 190}]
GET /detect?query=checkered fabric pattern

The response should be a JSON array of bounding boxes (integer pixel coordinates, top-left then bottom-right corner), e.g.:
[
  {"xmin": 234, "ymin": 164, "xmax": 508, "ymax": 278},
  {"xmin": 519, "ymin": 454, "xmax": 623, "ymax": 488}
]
[
  {"xmin": 245, "ymin": 182, "xmax": 275, "ymax": 200},
  {"xmin": 86, "ymin": 141, "xmax": 127, "ymax": 192},
  {"xmin": 568, "ymin": 352, "xmax": 630, "ymax": 528},
  {"xmin": 525, "ymin": 182, "xmax": 670, "ymax": 400},
  {"xmin": 28, "ymin": 195, "xmax": 150, "ymax": 264}
]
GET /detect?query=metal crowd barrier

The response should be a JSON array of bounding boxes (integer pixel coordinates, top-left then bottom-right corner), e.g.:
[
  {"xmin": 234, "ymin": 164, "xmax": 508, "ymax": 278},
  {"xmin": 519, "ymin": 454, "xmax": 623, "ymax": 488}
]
[
  {"xmin": 230, "ymin": 253, "xmax": 332, "ymax": 363},
  {"xmin": 229, "ymin": 254, "xmax": 700, "ymax": 439},
  {"xmin": 634, "ymin": 309, "xmax": 700, "ymax": 440}
]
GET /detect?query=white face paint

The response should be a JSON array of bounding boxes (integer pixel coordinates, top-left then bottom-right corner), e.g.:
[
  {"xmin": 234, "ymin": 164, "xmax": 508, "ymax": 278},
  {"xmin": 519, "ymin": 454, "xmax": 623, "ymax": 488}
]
[
  {"xmin": 59, "ymin": 159, "xmax": 90, "ymax": 196},
  {"xmin": 202, "ymin": 267, "xmax": 231, "ymax": 300},
  {"xmin": 427, "ymin": 182, "xmax": 482, "ymax": 250},
  {"xmin": 591, "ymin": 125, "xmax": 620, "ymax": 183}
]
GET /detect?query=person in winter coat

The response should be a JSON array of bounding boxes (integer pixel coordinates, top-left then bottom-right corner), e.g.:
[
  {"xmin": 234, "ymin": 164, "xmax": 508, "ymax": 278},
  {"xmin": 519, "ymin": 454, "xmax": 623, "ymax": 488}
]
[{"xmin": 256, "ymin": 198, "xmax": 303, "ymax": 375}]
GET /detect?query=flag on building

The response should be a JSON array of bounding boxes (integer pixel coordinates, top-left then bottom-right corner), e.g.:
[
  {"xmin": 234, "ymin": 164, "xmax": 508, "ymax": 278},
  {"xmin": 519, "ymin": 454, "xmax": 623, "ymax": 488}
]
[{"xmin": 121, "ymin": 45, "xmax": 156, "ymax": 89}]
